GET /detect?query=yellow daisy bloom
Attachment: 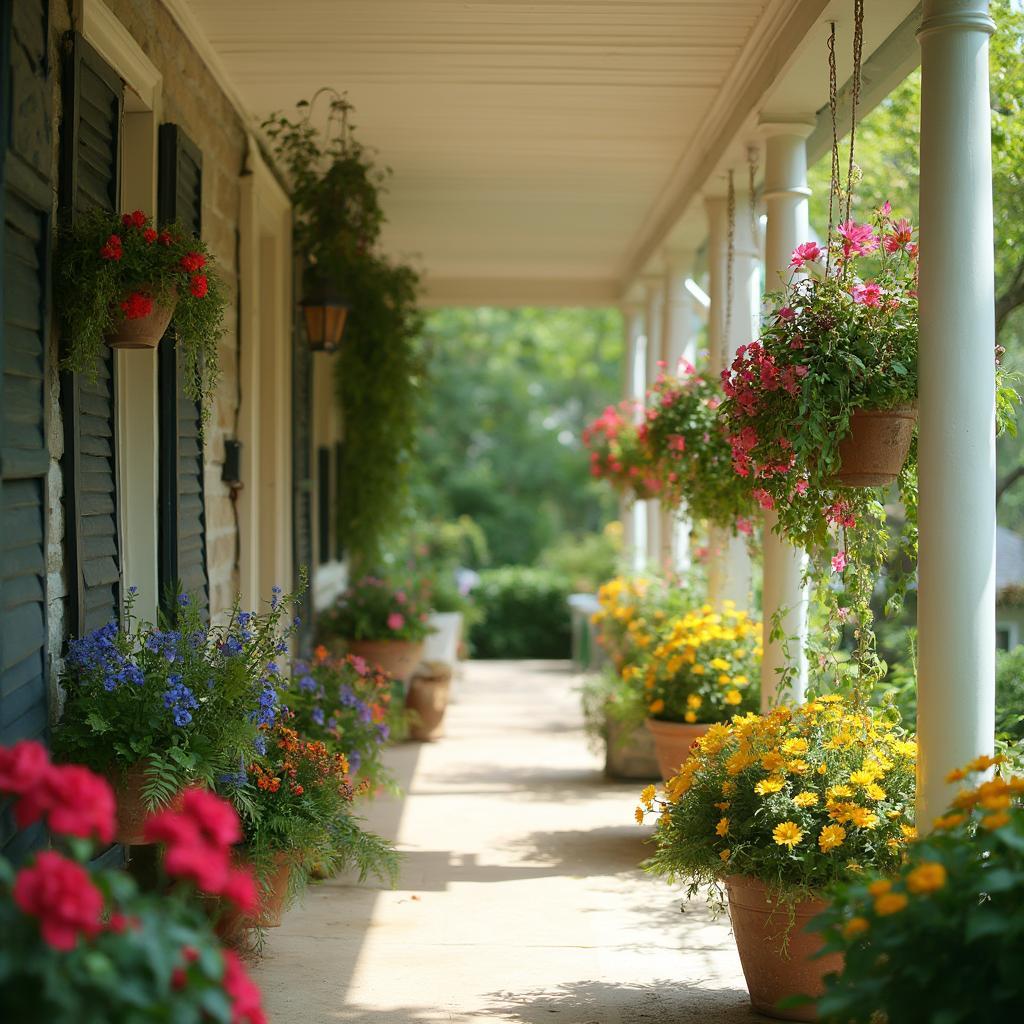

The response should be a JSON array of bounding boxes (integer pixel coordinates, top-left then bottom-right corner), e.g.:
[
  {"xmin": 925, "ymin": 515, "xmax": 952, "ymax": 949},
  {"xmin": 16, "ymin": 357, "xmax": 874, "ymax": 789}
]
[{"xmin": 772, "ymin": 821, "xmax": 803, "ymax": 847}]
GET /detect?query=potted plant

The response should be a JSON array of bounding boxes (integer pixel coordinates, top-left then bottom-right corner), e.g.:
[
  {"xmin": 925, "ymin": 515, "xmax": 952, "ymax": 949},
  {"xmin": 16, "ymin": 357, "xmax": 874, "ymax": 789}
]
[
  {"xmin": 217, "ymin": 723, "xmax": 397, "ymax": 940},
  {"xmin": 637, "ymin": 601, "xmax": 761, "ymax": 781},
  {"xmin": 639, "ymin": 696, "xmax": 916, "ymax": 1021},
  {"xmin": 645, "ymin": 364, "xmax": 757, "ymax": 535},
  {"xmin": 582, "ymin": 400, "xmax": 663, "ymax": 501},
  {"xmin": 54, "ymin": 586, "xmax": 298, "ymax": 845},
  {"xmin": 55, "ymin": 209, "xmax": 225, "ymax": 411},
  {"xmin": 0, "ymin": 741, "xmax": 266, "ymax": 1023},
  {"xmin": 319, "ymin": 575, "xmax": 432, "ymax": 687},
  {"xmin": 285, "ymin": 647, "xmax": 406, "ymax": 794},
  {"xmin": 813, "ymin": 754, "xmax": 1024, "ymax": 1023}
]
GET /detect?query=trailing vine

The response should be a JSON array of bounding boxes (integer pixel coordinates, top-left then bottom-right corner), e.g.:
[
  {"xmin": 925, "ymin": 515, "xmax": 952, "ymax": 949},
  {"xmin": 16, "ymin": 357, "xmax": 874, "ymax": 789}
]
[{"xmin": 263, "ymin": 93, "xmax": 425, "ymax": 569}]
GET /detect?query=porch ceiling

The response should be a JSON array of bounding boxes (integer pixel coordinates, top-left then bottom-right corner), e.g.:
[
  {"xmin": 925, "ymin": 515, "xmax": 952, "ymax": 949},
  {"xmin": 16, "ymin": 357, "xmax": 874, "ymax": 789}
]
[{"xmin": 178, "ymin": 0, "xmax": 920, "ymax": 306}]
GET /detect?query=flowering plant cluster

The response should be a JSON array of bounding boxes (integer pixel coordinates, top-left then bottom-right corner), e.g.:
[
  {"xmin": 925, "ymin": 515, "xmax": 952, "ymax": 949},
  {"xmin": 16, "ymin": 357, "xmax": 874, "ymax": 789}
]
[
  {"xmin": 0, "ymin": 741, "xmax": 266, "ymax": 1023},
  {"xmin": 814, "ymin": 755, "xmax": 1024, "ymax": 1023},
  {"xmin": 55, "ymin": 585, "xmax": 299, "ymax": 810},
  {"xmin": 56, "ymin": 208, "xmax": 226, "ymax": 411},
  {"xmin": 719, "ymin": 204, "xmax": 923, "ymax": 689},
  {"xmin": 582, "ymin": 400, "xmax": 662, "ymax": 501},
  {"xmin": 223, "ymin": 723, "xmax": 398, "ymax": 891},
  {"xmin": 644, "ymin": 364, "xmax": 757, "ymax": 535},
  {"xmin": 630, "ymin": 601, "xmax": 761, "ymax": 725},
  {"xmin": 285, "ymin": 646, "xmax": 405, "ymax": 793},
  {"xmin": 319, "ymin": 575, "xmax": 433, "ymax": 642},
  {"xmin": 639, "ymin": 696, "xmax": 916, "ymax": 900}
]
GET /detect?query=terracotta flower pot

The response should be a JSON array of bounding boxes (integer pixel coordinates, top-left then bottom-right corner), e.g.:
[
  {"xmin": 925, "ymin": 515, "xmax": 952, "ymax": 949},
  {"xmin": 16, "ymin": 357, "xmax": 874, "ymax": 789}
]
[
  {"xmin": 605, "ymin": 713, "xmax": 661, "ymax": 781},
  {"xmin": 406, "ymin": 662, "xmax": 452, "ymax": 741},
  {"xmin": 108, "ymin": 764, "xmax": 184, "ymax": 846},
  {"xmin": 105, "ymin": 291, "xmax": 177, "ymax": 350},
  {"xmin": 833, "ymin": 404, "xmax": 917, "ymax": 487},
  {"xmin": 644, "ymin": 718, "xmax": 710, "ymax": 782},
  {"xmin": 213, "ymin": 850, "xmax": 295, "ymax": 944},
  {"xmin": 346, "ymin": 639, "xmax": 424, "ymax": 687},
  {"xmin": 725, "ymin": 875, "xmax": 843, "ymax": 1022}
]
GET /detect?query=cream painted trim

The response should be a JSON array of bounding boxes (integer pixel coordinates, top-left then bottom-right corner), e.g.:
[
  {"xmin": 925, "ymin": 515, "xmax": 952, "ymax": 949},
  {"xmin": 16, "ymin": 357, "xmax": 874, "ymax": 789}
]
[
  {"xmin": 237, "ymin": 137, "xmax": 294, "ymax": 610},
  {"xmin": 76, "ymin": 0, "xmax": 162, "ymax": 111},
  {"xmin": 420, "ymin": 276, "xmax": 620, "ymax": 309}
]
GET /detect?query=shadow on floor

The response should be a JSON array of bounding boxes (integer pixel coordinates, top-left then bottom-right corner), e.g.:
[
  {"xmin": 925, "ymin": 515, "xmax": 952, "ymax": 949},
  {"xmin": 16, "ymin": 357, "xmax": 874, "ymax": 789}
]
[
  {"xmin": 382, "ymin": 848, "xmax": 572, "ymax": 891},
  {"xmin": 500, "ymin": 825, "xmax": 652, "ymax": 876},
  {"xmin": 412, "ymin": 764, "xmax": 631, "ymax": 804},
  {"xmin": 483, "ymin": 978, "xmax": 773, "ymax": 1024}
]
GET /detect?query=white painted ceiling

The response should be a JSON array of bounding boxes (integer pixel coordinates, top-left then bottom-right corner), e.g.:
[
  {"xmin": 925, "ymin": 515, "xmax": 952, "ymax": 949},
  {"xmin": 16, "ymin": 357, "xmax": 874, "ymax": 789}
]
[{"xmin": 181, "ymin": 0, "xmax": 920, "ymax": 305}]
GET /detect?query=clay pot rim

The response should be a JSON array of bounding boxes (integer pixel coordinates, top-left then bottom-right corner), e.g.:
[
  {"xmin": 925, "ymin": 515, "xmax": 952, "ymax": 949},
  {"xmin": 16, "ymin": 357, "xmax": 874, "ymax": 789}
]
[{"xmin": 723, "ymin": 874, "xmax": 831, "ymax": 915}]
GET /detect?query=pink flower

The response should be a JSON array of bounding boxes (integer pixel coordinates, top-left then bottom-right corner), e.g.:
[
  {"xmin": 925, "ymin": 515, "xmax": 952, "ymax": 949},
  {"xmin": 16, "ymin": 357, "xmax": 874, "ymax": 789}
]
[
  {"xmin": 837, "ymin": 220, "xmax": 879, "ymax": 258},
  {"xmin": 831, "ymin": 551, "xmax": 848, "ymax": 573},
  {"xmin": 13, "ymin": 851, "xmax": 104, "ymax": 951},
  {"xmin": 222, "ymin": 949, "xmax": 268, "ymax": 1024},
  {"xmin": 825, "ymin": 500, "xmax": 857, "ymax": 529},
  {"xmin": 851, "ymin": 282, "xmax": 883, "ymax": 307},
  {"xmin": 0, "ymin": 739, "xmax": 50, "ymax": 794},
  {"xmin": 883, "ymin": 218, "xmax": 915, "ymax": 254},
  {"xmin": 777, "ymin": 306, "xmax": 796, "ymax": 322},
  {"xmin": 788, "ymin": 241, "xmax": 824, "ymax": 269},
  {"xmin": 387, "ymin": 612, "xmax": 405, "ymax": 632},
  {"xmin": 15, "ymin": 764, "xmax": 116, "ymax": 844},
  {"xmin": 794, "ymin": 479, "xmax": 809, "ymax": 497},
  {"xmin": 349, "ymin": 655, "xmax": 369, "ymax": 675},
  {"xmin": 878, "ymin": 200, "xmax": 892, "ymax": 216},
  {"xmin": 395, "ymin": 590, "xmax": 407, "ymax": 604},
  {"xmin": 668, "ymin": 434, "xmax": 686, "ymax": 454},
  {"xmin": 752, "ymin": 487, "xmax": 775, "ymax": 511},
  {"xmin": 736, "ymin": 517, "xmax": 753, "ymax": 537}
]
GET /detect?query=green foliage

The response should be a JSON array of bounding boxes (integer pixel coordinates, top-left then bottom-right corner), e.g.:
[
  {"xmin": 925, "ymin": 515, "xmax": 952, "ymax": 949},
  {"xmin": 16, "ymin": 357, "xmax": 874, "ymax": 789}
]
[
  {"xmin": 468, "ymin": 566, "xmax": 573, "ymax": 659},
  {"xmin": 394, "ymin": 516, "xmax": 489, "ymax": 617},
  {"xmin": 814, "ymin": 761, "xmax": 1024, "ymax": 1024},
  {"xmin": 54, "ymin": 587, "xmax": 300, "ymax": 801},
  {"xmin": 318, "ymin": 574, "xmax": 432, "ymax": 642},
  {"xmin": 538, "ymin": 524, "xmax": 624, "ymax": 594},
  {"xmin": 264, "ymin": 94, "xmax": 424, "ymax": 568},
  {"xmin": 413, "ymin": 306, "xmax": 623, "ymax": 566},
  {"xmin": 55, "ymin": 209, "xmax": 225, "ymax": 415}
]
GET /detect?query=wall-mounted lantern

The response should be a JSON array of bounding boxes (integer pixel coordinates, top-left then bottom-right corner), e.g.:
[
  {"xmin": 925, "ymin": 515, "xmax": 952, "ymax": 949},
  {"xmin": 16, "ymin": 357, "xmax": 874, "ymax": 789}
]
[{"xmin": 300, "ymin": 273, "xmax": 349, "ymax": 353}]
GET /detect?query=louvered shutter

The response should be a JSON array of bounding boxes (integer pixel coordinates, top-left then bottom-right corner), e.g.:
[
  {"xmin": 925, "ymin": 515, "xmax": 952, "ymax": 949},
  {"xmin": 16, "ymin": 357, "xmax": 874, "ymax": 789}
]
[
  {"xmin": 60, "ymin": 33, "xmax": 123, "ymax": 636},
  {"xmin": 157, "ymin": 124, "xmax": 207, "ymax": 615},
  {"xmin": 293, "ymin": 260, "xmax": 314, "ymax": 646},
  {"xmin": 317, "ymin": 445, "xmax": 331, "ymax": 564},
  {"xmin": 1, "ymin": 0, "xmax": 52, "ymax": 859}
]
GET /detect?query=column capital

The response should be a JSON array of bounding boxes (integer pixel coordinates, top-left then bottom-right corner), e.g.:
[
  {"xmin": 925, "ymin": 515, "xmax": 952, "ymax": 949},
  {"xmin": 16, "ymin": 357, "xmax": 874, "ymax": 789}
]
[
  {"xmin": 919, "ymin": 1, "xmax": 995, "ymax": 38},
  {"xmin": 757, "ymin": 116, "xmax": 815, "ymax": 140}
]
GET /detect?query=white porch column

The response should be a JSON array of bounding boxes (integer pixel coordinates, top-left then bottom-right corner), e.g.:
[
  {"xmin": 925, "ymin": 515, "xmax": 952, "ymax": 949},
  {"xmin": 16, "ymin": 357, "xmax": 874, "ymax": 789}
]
[
  {"xmin": 620, "ymin": 302, "xmax": 645, "ymax": 573},
  {"xmin": 759, "ymin": 119, "xmax": 814, "ymax": 709},
  {"xmin": 643, "ymin": 276, "xmax": 663, "ymax": 568},
  {"xmin": 916, "ymin": 0, "xmax": 996, "ymax": 827},
  {"xmin": 704, "ymin": 192, "xmax": 754, "ymax": 608},
  {"xmin": 660, "ymin": 249, "xmax": 700, "ymax": 572}
]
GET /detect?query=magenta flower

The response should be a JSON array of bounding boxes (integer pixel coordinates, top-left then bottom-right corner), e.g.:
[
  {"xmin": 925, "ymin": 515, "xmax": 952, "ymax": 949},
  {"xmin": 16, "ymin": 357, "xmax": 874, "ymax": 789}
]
[
  {"xmin": 836, "ymin": 220, "xmax": 879, "ymax": 258},
  {"xmin": 788, "ymin": 241, "xmax": 824, "ymax": 269},
  {"xmin": 851, "ymin": 282, "xmax": 883, "ymax": 307},
  {"xmin": 387, "ymin": 612, "xmax": 405, "ymax": 632},
  {"xmin": 831, "ymin": 551, "xmax": 848, "ymax": 573}
]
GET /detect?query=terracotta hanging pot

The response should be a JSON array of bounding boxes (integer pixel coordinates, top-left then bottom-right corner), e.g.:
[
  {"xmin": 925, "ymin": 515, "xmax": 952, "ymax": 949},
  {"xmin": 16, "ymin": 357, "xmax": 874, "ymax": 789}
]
[
  {"xmin": 406, "ymin": 661, "xmax": 453, "ymax": 741},
  {"xmin": 346, "ymin": 639, "xmax": 424, "ymax": 689},
  {"xmin": 725, "ymin": 875, "xmax": 843, "ymax": 1022},
  {"xmin": 832, "ymin": 405, "xmax": 917, "ymax": 487},
  {"xmin": 107, "ymin": 764, "xmax": 185, "ymax": 846},
  {"xmin": 643, "ymin": 718, "xmax": 710, "ymax": 782},
  {"xmin": 105, "ymin": 290, "xmax": 177, "ymax": 350}
]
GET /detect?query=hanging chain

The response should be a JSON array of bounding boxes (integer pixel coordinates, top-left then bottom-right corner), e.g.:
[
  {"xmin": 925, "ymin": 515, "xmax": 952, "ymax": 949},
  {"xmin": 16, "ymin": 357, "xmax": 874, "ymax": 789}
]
[
  {"xmin": 724, "ymin": 169, "xmax": 736, "ymax": 351},
  {"xmin": 826, "ymin": 22, "xmax": 840, "ymax": 274},
  {"xmin": 845, "ymin": 0, "xmax": 865, "ymax": 223}
]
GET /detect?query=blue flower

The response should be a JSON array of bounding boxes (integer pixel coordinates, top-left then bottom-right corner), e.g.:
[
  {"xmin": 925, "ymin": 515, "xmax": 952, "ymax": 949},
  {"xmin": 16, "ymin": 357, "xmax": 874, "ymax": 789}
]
[
  {"xmin": 255, "ymin": 682, "xmax": 278, "ymax": 727},
  {"xmin": 311, "ymin": 707, "xmax": 325, "ymax": 726},
  {"xmin": 163, "ymin": 677, "xmax": 199, "ymax": 728},
  {"xmin": 221, "ymin": 636, "xmax": 243, "ymax": 657},
  {"xmin": 293, "ymin": 616, "xmax": 302, "ymax": 627},
  {"xmin": 376, "ymin": 723, "xmax": 390, "ymax": 742},
  {"xmin": 266, "ymin": 662, "xmax": 279, "ymax": 676},
  {"xmin": 347, "ymin": 750, "xmax": 362, "ymax": 772},
  {"xmin": 173, "ymin": 707, "xmax": 193, "ymax": 727},
  {"xmin": 327, "ymin": 716, "xmax": 337, "ymax": 730},
  {"xmin": 298, "ymin": 675, "xmax": 317, "ymax": 693},
  {"xmin": 275, "ymin": 640, "xmax": 288, "ymax": 654},
  {"xmin": 254, "ymin": 734, "xmax": 267, "ymax": 756},
  {"xmin": 177, "ymin": 593, "xmax": 191, "ymax": 607},
  {"xmin": 145, "ymin": 630, "xmax": 182, "ymax": 663},
  {"xmin": 357, "ymin": 702, "xmax": 372, "ymax": 724},
  {"xmin": 128, "ymin": 585, "xmax": 139, "ymax": 595}
]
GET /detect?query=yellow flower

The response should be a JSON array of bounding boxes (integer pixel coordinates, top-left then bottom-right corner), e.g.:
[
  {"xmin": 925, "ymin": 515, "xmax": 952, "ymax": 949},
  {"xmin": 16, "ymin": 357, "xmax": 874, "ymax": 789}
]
[
  {"xmin": 634, "ymin": 806, "xmax": 645, "ymax": 825},
  {"xmin": 932, "ymin": 812, "xmax": 966, "ymax": 831},
  {"xmin": 847, "ymin": 806, "xmax": 879, "ymax": 829},
  {"xmin": 710, "ymin": 658, "xmax": 730, "ymax": 671},
  {"xmin": 782, "ymin": 738, "xmax": 809, "ymax": 756},
  {"xmin": 718, "ymin": 674, "xmax": 732, "ymax": 686},
  {"xmin": 719, "ymin": 848, "xmax": 731, "ymax": 861},
  {"xmin": 761, "ymin": 752, "xmax": 786, "ymax": 773},
  {"xmin": 864, "ymin": 783, "xmax": 886, "ymax": 802},
  {"xmin": 981, "ymin": 811, "xmax": 1011, "ymax": 830},
  {"xmin": 686, "ymin": 694, "xmax": 703, "ymax": 709},
  {"xmin": 890, "ymin": 739, "xmax": 917, "ymax": 760},
  {"xmin": 842, "ymin": 916, "xmax": 870, "ymax": 940},
  {"xmin": 874, "ymin": 892, "xmax": 908, "ymax": 916},
  {"xmin": 967, "ymin": 754, "xmax": 1005, "ymax": 773},
  {"xmin": 716, "ymin": 816, "xmax": 730, "ymax": 837},
  {"xmin": 828, "ymin": 785, "xmax": 855, "ymax": 800},
  {"xmin": 900, "ymin": 823, "xmax": 918, "ymax": 841},
  {"xmin": 793, "ymin": 791, "xmax": 819, "ymax": 808},
  {"xmin": 648, "ymin": 699, "xmax": 665, "ymax": 715},
  {"xmin": 721, "ymin": 781, "xmax": 735, "ymax": 796},
  {"xmin": 691, "ymin": 664, "xmax": 705, "ymax": 676},
  {"xmin": 817, "ymin": 761, "xmax": 829, "ymax": 776},
  {"xmin": 906, "ymin": 862, "xmax": 947, "ymax": 894},
  {"xmin": 684, "ymin": 710, "xmax": 698, "ymax": 723},
  {"xmin": 867, "ymin": 879, "xmax": 892, "ymax": 897},
  {"xmin": 755, "ymin": 777, "xmax": 785, "ymax": 796},
  {"xmin": 640, "ymin": 784, "xmax": 657, "ymax": 810},
  {"xmin": 733, "ymin": 675, "xmax": 749, "ymax": 686},
  {"xmin": 725, "ymin": 690, "xmax": 742, "ymax": 706},
  {"xmin": 980, "ymin": 792, "xmax": 1012, "ymax": 811},
  {"xmin": 818, "ymin": 824, "xmax": 847, "ymax": 852},
  {"xmin": 772, "ymin": 821, "xmax": 803, "ymax": 847},
  {"xmin": 787, "ymin": 759, "xmax": 809, "ymax": 775},
  {"xmin": 850, "ymin": 768, "xmax": 880, "ymax": 787}
]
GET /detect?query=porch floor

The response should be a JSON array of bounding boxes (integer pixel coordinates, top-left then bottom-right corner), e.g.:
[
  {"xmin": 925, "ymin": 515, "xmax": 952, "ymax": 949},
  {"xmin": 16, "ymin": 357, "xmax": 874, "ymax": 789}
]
[{"xmin": 254, "ymin": 660, "xmax": 771, "ymax": 1023}]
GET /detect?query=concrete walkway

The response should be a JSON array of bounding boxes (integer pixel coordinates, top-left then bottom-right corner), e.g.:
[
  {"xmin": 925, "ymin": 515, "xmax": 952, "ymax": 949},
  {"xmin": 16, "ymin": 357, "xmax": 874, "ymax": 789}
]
[{"xmin": 254, "ymin": 660, "xmax": 769, "ymax": 1023}]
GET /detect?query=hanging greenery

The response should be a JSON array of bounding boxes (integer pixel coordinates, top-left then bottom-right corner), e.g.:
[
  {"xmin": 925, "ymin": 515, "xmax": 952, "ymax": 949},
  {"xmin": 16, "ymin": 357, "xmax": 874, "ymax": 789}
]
[{"xmin": 264, "ymin": 92, "xmax": 425, "ymax": 569}]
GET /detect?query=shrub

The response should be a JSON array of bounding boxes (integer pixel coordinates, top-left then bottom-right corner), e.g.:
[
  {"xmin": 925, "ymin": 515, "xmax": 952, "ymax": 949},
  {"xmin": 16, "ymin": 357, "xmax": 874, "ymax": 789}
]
[
  {"xmin": 538, "ymin": 524, "xmax": 623, "ymax": 593},
  {"xmin": 469, "ymin": 567, "xmax": 573, "ymax": 659}
]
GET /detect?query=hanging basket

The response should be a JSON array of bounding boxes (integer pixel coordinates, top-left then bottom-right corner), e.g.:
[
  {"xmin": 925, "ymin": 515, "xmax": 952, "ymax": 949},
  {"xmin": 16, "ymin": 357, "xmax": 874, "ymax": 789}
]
[
  {"xmin": 105, "ymin": 291, "xmax": 177, "ymax": 350},
  {"xmin": 832, "ymin": 405, "xmax": 917, "ymax": 487}
]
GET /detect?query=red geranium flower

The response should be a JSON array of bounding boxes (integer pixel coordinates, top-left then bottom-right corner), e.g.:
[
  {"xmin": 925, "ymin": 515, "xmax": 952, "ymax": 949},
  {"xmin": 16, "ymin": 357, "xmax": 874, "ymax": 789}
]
[
  {"xmin": 222, "ymin": 949, "xmax": 268, "ymax": 1024},
  {"xmin": 122, "ymin": 210, "xmax": 147, "ymax": 229},
  {"xmin": 13, "ymin": 851, "xmax": 104, "ymax": 951},
  {"xmin": 0, "ymin": 739, "xmax": 50, "ymax": 794},
  {"xmin": 143, "ymin": 228, "xmax": 158, "ymax": 244},
  {"xmin": 121, "ymin": 292, "xmax": 154, "ymax": 320},
  {"xmin": 158, "ymin": 231, "xmax": 174, "ymax": 246},
  {"xmin": 190, "ymin": 274, "xmax": 208, "ymax": 298},
  {"xmin": 180, "ymin": 252, "xmax": 207, "ymax": 273},
  {"xmin": 15, "ymin": 763, "xmax": 116, "ymax": 843},
  {"xmin": 99, "ymin": 234, "xmax": 123, "ymax": 261}
]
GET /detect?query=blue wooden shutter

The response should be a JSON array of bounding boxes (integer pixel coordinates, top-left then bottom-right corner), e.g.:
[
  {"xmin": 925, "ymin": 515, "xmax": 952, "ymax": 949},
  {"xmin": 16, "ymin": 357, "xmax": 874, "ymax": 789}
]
[
  {"xmin": 157, "ymin": 124, "xmax": 207, "ymax": 615},
  {"xmin": 59, "ymin": 32, "xmax": 123, "ymax": 636},
  {"xmin": 1, "ymin": 0, "xmax": 53, "ymax": 858}
]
